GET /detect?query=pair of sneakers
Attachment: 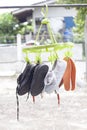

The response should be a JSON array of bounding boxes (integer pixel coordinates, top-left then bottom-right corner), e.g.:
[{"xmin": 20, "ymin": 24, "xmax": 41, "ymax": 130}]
[
  {"xmin": 16, "ymin": 63, "xmax": 49, "ymax": 120},
  {"xmin": 16, "ymin": 63, "xmax": 49, "ymax": 97}
]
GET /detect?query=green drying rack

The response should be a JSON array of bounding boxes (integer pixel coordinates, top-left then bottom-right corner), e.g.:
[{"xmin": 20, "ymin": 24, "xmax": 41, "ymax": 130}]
[{"xmin": 22, "ymin": 5, "xmax": 74, "ymax": 63}]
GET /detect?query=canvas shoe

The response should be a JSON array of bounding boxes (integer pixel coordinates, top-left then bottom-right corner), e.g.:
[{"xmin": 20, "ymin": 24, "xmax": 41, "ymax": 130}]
[{"xmin": 30, "ymin": 63, "xmax": 49, "ymax": 96}]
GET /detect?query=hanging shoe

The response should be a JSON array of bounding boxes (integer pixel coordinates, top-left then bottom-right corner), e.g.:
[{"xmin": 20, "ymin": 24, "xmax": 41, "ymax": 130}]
[
  {"xmin": 44, "ymin": 59, "xmax": 67, "ymax": 94},
  {"xmin": 16, "ymin": 63, "xmax": 37, "ymax": 96},
  {"xmin": 30, "ymin": 63, "xmax": 49, "ymax": 96}
]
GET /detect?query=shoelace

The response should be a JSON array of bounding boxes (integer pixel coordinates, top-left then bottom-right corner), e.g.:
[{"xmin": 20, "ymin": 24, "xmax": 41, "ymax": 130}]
[{"xmin": 16, "ymin": 89, "xmax": 19, "ymax": 121}]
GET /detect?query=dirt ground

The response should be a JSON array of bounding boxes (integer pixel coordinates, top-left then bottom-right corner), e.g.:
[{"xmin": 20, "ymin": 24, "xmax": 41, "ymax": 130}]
[{"xmin": 0, "ymin": 75, "xmax": 87, "ymax": 130}]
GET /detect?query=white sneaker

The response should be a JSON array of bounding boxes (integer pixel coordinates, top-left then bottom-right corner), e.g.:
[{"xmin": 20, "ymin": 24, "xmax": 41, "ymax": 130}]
[{"xmin": 44, "ymin": 59, "xmax": 67, "ymax": 94}]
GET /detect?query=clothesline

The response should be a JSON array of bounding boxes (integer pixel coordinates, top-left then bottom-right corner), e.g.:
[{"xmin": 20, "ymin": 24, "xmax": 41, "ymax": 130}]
[{"xmin": 0, "ymin": 4, "xmax": 87, "ymax": 9}]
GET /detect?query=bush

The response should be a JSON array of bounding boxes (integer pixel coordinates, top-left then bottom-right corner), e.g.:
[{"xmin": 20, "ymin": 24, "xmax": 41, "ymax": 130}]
[
  {"xmin": 73, "ymin": 32, "xmax": 84, "ymax": 43},
  {"xmin": 0, "ymin": 35, "xmax": 16, "ymax": 44}
]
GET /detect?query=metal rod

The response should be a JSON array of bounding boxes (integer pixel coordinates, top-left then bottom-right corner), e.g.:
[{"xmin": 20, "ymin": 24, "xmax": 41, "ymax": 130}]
[
  {"xmin": 0, "ymin": 4, "xmax": 87, "ymax": 9},
  {"xmin": 85, "ymin": 16, "xmax": 87, "ymax": 81}
]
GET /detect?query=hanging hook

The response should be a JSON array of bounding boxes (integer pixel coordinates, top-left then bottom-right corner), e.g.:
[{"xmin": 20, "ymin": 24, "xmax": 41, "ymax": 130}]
[
  {"xmin": 41, "ymin": 4, "xmax": 48, "ymax": 18},
  {"xmin": 24, "ymin": 52, "xmax": 31, "ymax": 64},
  {"xmin": 35, "ymin": 52, "xmax": 42, "ymax": 64}
]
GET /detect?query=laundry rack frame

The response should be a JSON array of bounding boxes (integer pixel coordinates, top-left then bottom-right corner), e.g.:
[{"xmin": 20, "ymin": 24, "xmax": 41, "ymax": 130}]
[{"xmin": 22, "ymin": 5, "xmax": 74, "ymax": 63}]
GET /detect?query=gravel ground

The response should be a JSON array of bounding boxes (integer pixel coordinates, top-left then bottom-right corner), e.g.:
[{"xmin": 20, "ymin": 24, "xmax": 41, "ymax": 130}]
[{"xmin": 0, "ymin": 75, "xmax": 87, "ymax": 130}]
